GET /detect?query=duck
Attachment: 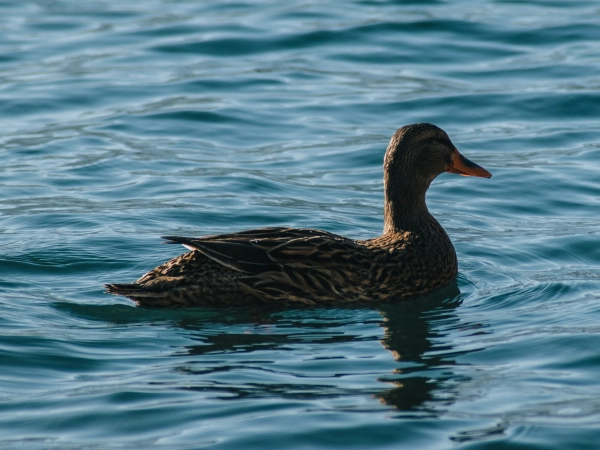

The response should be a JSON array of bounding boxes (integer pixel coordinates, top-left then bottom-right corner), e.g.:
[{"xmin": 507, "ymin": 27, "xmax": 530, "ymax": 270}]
[{"xmin": 105, "ymin": 123, "xmax": 491, "ymax": 307}]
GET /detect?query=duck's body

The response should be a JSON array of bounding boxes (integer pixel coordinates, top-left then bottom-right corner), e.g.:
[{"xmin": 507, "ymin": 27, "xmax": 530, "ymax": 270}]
[
  {"xmin": 107, "ymin": 223, "xmax": 455, "ymax": 307},
  {"xmin": 106, "ymin": 123, "xmax": 491, "ymax": 307}
]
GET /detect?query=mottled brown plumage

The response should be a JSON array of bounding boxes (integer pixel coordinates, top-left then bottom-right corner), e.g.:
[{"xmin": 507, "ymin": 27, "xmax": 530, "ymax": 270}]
[{"xmin": 105, "ymin": 123, "xmax": 491, "ymax": 307}]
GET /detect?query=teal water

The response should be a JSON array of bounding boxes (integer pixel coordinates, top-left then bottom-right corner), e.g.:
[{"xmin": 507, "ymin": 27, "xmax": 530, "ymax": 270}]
[{"xmin": 2, "ymin": 0, "xmax": 600, "ymax": 448}]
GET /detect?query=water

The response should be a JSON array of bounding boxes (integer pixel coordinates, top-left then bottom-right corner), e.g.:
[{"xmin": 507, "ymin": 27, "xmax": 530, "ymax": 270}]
[{"xmin": 1, "ymin": 0, "xmax": 600, "ymax": 448}]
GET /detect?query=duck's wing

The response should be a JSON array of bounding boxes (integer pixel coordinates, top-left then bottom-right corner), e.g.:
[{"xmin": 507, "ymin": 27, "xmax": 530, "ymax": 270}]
[
  {"xmin": 161, "ymin": 227, "xmax": 364, "ymax": 275},
  {"xmin": 162, "ymin": 227, "xmax": 373, "ymax": 303}
]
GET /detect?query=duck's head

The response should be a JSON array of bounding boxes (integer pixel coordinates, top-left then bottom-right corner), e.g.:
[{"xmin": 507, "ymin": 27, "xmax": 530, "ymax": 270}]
[
  {"xmin": 384, "ymin": 123, "xmax": 491, "ymax": 187},
  {"xmin": 383, "ymin": 123, "xmax": 491, "ymax": 230}
]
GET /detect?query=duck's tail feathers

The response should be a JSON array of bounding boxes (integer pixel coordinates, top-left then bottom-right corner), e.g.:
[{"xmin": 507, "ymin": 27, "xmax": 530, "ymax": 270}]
[
  {"xmin": 105, "ymin": 283, "xmax": 146, "ymax": 296},
  {"xmin": 104, "ymin": 283, "xmax": 186, "ymax": 308}
]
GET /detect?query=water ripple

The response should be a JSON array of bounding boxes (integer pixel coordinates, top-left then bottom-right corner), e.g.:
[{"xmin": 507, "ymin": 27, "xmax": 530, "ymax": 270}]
[{"xmin": 2, "ymin": 0, "xmax": 600, "ymax": 448}]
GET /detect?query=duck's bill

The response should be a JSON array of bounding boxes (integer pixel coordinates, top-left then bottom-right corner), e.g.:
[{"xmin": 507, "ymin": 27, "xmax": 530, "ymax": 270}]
[{"xmin": 447, "ymin": 150, "xmax": 492, "ymax": 178}]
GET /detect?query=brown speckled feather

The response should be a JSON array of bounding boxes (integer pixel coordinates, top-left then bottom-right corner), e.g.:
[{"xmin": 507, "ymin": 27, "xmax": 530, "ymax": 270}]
[{"xmin": 105, "ymin": 123, "xmax": 491, "ymax": 307}]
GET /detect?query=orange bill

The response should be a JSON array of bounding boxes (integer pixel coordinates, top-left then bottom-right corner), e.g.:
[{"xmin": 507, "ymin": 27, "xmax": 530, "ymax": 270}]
[{"xmin": 447, "ymin": 150, "xmax": 492, "ymax": 178}]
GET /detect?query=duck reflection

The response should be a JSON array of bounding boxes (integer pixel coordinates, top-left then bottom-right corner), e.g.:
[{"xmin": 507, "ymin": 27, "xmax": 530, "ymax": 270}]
[
  {"xmin": 170, "ymin": 282, "xmax": 475, "ymax": 412},
  {"xmin": 376, "ymin": 283, "xmax": 464, "ymax": 410}
]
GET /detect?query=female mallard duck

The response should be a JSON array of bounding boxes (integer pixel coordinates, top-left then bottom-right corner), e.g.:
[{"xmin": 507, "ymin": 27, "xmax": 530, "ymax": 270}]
[{"xmin": 106, "ymin": 123, "xmax": 491, "ymax": 307}]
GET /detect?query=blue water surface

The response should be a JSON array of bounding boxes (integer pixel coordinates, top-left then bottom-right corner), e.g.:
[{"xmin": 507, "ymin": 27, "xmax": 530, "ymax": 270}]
[{"xmin": 2, "ymin": 0, "xmax": 600, "ymax": 448}]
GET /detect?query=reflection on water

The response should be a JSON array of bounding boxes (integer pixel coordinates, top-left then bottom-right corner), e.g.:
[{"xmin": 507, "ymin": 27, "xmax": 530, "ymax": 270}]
[
  {"xmin": 109, "ymin": 283, "xmax": 473, "ymax": 413},
  {"xmin": 377, "ymin": 284, "xmax": 466, "ymax": 411}
]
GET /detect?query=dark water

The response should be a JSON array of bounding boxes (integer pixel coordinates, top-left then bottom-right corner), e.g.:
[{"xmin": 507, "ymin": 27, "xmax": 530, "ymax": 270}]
[{"xmin": 2, "ymin": 1, "xmax": 600, "ymax": 448}]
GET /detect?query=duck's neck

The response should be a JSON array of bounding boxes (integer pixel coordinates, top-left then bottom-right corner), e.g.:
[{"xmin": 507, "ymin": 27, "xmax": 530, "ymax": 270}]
[{"xmin": 383, "ymin": 178, "xmax": 433, "ymax": 234}]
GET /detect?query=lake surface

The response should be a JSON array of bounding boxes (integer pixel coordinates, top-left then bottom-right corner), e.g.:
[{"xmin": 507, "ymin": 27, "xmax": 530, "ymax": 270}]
[{"xmin": 2, "ymin": 0, "xmax": 600, "ymax": 448}]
